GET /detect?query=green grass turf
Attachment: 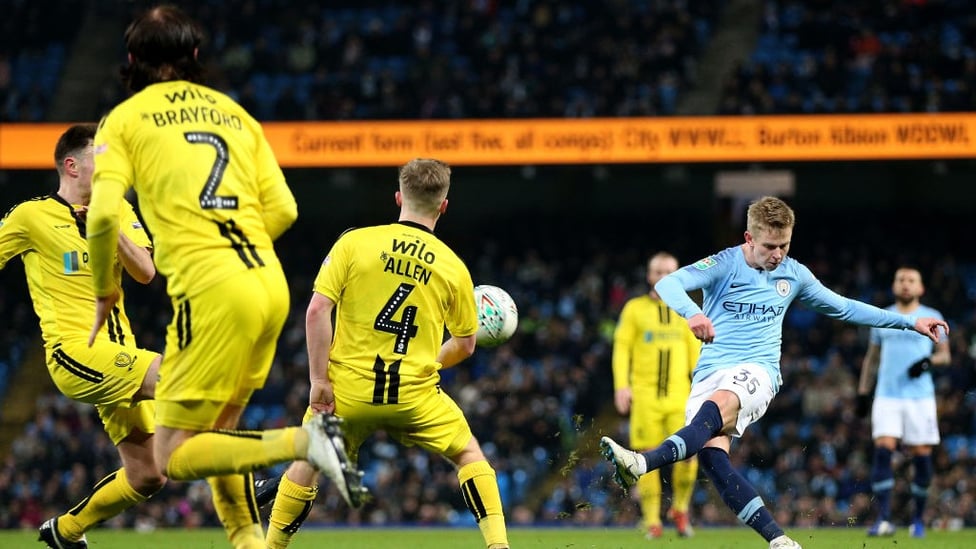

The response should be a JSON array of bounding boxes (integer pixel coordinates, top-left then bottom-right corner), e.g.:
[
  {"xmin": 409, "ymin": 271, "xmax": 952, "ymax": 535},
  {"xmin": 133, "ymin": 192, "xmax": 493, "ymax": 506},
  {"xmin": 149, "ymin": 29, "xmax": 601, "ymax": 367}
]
[{"xmin": 7, "ymin": 526, "xmax": 976, "ymax": 548}]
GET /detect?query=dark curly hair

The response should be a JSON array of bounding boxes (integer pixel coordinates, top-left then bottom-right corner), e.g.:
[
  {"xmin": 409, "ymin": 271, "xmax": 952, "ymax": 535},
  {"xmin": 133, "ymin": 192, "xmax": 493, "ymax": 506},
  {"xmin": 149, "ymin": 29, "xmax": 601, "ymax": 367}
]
[{"xmin": 120, "ymin": 4, "xmax": 205, "ymax": 92}]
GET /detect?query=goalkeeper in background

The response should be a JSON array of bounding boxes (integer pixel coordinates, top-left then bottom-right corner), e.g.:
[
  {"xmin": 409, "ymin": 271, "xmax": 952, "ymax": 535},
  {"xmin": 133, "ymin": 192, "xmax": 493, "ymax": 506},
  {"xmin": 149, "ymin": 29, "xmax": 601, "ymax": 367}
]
[
  {"xmin": 857, "ymin": 266, "xmax": 950, "ymax": 538},
  {"xmin": 612, "ymin": 252, "xmax": 700, "ymax": 539}
]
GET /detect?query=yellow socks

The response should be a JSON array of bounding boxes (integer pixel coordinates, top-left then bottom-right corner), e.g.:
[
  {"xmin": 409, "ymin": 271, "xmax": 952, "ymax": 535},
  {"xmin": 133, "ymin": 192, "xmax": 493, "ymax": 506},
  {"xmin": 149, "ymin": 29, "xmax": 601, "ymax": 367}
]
[
  {"xmin": 165, "ymin": 427, "xmax": 303, "ymax": 480},
  {"xmin": 458, "ymin": 460, "xmax": 508, "ymax": 548},
  {"xmin": 637, "ymin": 469, "xmax": 663, "ymax": 527},
  {"xmin": 208, "ymin": 473, "xmax": 264, "ymax": 549},
  {"xmin": 266, "ymin": 473, "xmax": 318, "ymax": 549},
  {"xmin": 672, "ymin": 456, "xmax": 699, "ymax": 513},
  {"xmin": 58, "ymin": 468, "xmax": 149, "ymax": 541}
]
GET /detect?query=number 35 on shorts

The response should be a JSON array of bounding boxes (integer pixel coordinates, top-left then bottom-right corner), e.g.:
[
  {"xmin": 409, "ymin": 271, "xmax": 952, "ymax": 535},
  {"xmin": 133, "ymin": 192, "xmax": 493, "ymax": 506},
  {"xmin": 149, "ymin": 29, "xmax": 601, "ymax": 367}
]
[{"xmin": 731, "ymin": 368, "xmax": 760, "ymax": 395}]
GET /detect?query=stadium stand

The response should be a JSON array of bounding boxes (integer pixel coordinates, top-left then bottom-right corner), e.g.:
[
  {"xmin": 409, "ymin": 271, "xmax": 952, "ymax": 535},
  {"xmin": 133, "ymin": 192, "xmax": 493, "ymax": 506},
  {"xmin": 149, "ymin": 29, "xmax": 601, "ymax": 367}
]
[
  {"xmin": 0, "ymin": 1, "xmax": 84, "ymax": 121},
  {"xmin": 719, "ymin": 0, "xmax": 976, "ymax": 114},
  {"xmin": 89, "ymin": 0, "xmax": 724, "ymax": 120}
]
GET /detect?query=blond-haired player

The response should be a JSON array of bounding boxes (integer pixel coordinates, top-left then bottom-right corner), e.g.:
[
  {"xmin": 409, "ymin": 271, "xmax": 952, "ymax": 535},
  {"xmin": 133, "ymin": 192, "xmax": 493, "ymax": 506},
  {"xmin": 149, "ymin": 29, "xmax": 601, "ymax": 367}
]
[
  {"xmin": 601, "ymin": 196, "xmax": 948, "ymax": 549},
  {"xmin": 262, "ymin": 159, "xmax": 509, "ymax": 549}
]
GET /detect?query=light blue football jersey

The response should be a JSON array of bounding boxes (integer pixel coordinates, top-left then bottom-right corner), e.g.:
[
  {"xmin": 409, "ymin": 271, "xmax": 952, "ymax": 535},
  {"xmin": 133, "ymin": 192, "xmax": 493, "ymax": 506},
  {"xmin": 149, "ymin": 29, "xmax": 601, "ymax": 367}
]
[
  {"xmin": 871, "ymin": 304, "xmax": 943, "ymax": 399},
  {"xmin": 656, "ymin": 246, "xmax": 917, "ymax": 391}
]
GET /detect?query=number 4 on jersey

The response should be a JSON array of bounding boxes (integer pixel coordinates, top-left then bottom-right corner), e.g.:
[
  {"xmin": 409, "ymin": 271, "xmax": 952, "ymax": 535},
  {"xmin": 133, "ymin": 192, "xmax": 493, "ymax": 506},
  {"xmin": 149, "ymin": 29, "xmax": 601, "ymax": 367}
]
[
  {"xmin": 372, "ymin": 283, "xmax": 420, "ymax": 404},
  {"xmin": 374, "ymin": 282, "xmax": 419, "ymax": 354}
]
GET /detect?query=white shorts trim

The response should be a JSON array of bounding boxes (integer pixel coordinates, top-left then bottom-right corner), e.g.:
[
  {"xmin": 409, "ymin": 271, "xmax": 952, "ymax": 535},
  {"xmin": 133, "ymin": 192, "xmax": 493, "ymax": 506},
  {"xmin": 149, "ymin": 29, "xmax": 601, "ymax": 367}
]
[
  {"xmin": 871, "ymin": 396, "xmax": 940, "ymax": 446},
  {"xmin": 685, "ymin": 364, "xmax": 777, "ymax": 438}
]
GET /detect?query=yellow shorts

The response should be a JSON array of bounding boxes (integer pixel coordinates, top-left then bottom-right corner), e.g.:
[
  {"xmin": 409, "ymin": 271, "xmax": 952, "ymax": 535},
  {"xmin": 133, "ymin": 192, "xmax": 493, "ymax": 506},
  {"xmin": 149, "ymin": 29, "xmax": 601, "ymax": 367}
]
[
  {"xmin": 156, "ymin": 265, "xmax": 289, "ymax": 431},
  {"xmin": 316, "ymin": 385, "xmax": 473, "ymax": 461},
  {"xmin": 46, "ymin": 337, "xmax": 158, "ymax": 444},
  {"xmin": 629, "ymin": 391, "xmax": 688, "ymax": 450}
]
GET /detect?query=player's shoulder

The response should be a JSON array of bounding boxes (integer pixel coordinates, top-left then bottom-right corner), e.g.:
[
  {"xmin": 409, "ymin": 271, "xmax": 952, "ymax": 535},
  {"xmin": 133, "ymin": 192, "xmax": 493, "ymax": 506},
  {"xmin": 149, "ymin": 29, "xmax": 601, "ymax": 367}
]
[
  {"xmin": 689, "ymin": 246, "xmax": 737, "ymax": 271},
  {"xmin": 2, "ymin": 195, "xmax": 53, "ymax": 221},
  {"xmin": 780, "ymin": 255, "xmax": 803, "ymax": 271},
  {"xmin": 333, "ymin": 225, "xmax": 376, "ymax": 245}
]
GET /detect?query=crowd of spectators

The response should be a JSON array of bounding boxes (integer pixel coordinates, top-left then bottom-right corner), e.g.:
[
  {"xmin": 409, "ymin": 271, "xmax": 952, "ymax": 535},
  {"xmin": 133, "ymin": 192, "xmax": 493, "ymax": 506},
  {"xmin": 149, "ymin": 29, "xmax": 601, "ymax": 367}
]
[
  {"xmin": 95, "ymin": 0, "xmax": 722, "ymax": 121},
  {"xmin": 2, "ymin": 213, "xmax": 975, "ymax": 533},
  {"xmin": 0, "ymin": 0, "xmax": 81, "ymax": 121},
  {"xmin": 720, "ymin": 0, "xmax": 976, "ymax": 114},
  {"xmin": 11, "ymin": 2, "xmax": 976, "ymax": 121},
  {"xmin": 10, "ymin": 0, "xmax": 723, "ymax": 122}
]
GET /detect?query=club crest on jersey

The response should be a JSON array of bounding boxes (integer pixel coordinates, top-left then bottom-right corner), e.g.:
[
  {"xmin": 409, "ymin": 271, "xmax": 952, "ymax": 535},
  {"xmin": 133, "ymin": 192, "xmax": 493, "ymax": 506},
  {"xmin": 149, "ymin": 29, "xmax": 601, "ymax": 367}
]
[
  {"xmin": 693, "ymin": 257, "xmax": 717, "ymax": 270},
  {"xmin": 775, "ymin": 279, "xmax": 791, "ymax": 296},
  {"xmin": 114, "ymin": 352, "xmax": 135, "ymax": 370}
]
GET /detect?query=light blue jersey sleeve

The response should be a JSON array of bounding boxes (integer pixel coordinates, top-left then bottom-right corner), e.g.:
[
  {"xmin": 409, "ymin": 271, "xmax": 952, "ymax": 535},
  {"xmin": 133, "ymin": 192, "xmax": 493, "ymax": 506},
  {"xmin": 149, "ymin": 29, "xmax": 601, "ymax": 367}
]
[
  {"xmin": 795, "ymin": 264, "xmax": 917, "ymax": 330},
  {"xmin": 654, "ymin": 256, "xmax": 726, "ymax": 319}
]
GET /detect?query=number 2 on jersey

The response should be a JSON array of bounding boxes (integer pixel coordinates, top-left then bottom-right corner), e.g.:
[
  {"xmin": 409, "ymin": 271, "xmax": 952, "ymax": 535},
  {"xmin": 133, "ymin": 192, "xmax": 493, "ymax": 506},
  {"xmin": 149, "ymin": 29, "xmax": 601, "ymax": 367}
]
[{"xmin": 184, "ymin": 131, "xmax": 238, "ymax": 210}]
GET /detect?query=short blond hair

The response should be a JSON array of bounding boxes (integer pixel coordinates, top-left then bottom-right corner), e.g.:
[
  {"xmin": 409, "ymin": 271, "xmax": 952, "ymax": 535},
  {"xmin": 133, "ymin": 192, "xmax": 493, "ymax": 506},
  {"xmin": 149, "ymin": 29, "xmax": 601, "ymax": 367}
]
[
  {"xmin": 746, "ymin": 196, "xmax": 795, "ymax": 234},
  {"xmin": 398, "ymin": 158, "xmax": 451, "ymax": 215}
]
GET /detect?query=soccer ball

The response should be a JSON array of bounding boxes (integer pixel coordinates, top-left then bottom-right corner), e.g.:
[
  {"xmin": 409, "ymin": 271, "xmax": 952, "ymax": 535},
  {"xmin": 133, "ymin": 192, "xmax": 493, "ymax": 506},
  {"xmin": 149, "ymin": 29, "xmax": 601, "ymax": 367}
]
[{"xmin": 474, "ymin": 285, "xmax": 518, "ymax": 347}]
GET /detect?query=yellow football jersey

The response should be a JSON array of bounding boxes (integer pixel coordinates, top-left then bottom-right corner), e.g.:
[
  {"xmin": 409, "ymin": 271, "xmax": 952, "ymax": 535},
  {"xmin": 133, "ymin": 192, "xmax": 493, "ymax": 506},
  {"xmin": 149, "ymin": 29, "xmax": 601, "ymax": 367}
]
[
  {"xmin": 0, "ymin": 194, "xmax": 149, "ymax": 348},
  {"xmin": 89, "ymin": 80, "xmax": 296, "ymax": 299},
  {"xmin": 612, "ymin": 295, "xmax": 700, "ymax": 400},
  {"xmin": 313, "ymin": 221, "xmax": 478, "ymax": 405}
]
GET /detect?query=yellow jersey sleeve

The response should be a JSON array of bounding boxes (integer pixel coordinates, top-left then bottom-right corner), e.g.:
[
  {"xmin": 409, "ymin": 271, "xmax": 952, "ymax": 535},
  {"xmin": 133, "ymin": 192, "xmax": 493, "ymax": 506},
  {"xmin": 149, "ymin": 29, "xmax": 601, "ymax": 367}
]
[
  {"xmin": 87, "ymin": 178, "xmax": 126, "ymax": 297},
  {"xmin": 612, "ymin": 298, "xmax": 638, "ymax": 391},
  {"xmin": 0, "ymin": 201, "xmax": 30, "ymax": 270},
  {"xmin": 445, "ymin": 267, "xmax": 478, "ymax": 338},
  {"xmin": 255, "ymin": 133, "xmax": 296, "ymax": 241},
  {"xmin": 313, "ymin": 236, "xmax": 351, "ymax": 302}
]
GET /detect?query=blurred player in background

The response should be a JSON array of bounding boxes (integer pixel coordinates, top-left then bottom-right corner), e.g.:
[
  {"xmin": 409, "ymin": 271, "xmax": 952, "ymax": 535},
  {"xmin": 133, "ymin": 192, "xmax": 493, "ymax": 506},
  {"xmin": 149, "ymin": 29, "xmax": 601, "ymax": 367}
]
[
  {"xmin": 857, "ymin": 267, "xmax": 949, "ymax": 538},
  {"xmin": 600, "ymin": 196, "xmax": 948, "ymax": 549},
  {"xmin": 85, "ymin": 6, "xmax": 363, "ymax": 548},
  {"xmin": 0, "ymin": 124, "xmax": 162, "ymax": 549},
  {"xmin": 263, "ymin": 159, "xmax": 509, "ymax": 549},
  {"xmin": 612, "ymin": 252, "xmax": 699, "ymax": 539}
]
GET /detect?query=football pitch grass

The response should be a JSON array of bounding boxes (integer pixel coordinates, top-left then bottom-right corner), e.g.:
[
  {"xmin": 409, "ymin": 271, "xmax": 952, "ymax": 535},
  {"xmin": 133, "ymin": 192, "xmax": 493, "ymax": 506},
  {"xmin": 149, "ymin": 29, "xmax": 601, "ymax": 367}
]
[{"xmin": 7, "ymin": 526, "xmax": 976, "ymax": 548}]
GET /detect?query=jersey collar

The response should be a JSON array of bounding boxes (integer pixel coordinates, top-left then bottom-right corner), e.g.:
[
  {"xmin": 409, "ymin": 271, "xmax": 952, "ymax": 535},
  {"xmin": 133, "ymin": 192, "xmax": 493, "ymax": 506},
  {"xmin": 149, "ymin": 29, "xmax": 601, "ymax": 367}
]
[
  {"xmin": 50, "ymin": 193, "xmax": 87, "ymax": 238},
  {"xmin": 396, "ymin": 220, "xmax": 433, "ymax": 234}
]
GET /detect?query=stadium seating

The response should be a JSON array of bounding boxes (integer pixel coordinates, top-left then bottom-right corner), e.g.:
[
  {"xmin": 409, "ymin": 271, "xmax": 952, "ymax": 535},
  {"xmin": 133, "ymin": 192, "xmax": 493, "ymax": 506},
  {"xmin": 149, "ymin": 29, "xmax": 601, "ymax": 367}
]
[{"xmin": 720, "ymin": 0, "xmax": 976, "ymax": 114}]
